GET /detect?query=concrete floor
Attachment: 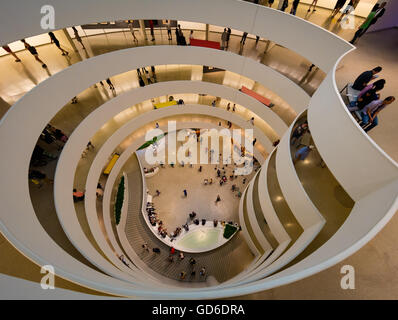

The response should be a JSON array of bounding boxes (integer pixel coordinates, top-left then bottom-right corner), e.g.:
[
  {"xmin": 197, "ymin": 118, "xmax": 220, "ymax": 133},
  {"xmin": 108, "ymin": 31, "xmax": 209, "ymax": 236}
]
[
  {"xmin": 0, "ymin": 3, "xmax": 397, "ymax": 299},
  {"xmin": 138, "ymin": 135, "xmax": 258, "ymax": 232},
  {"xmin": 124, "ymin": 140, "xmax": 258, "ymax": 283}
]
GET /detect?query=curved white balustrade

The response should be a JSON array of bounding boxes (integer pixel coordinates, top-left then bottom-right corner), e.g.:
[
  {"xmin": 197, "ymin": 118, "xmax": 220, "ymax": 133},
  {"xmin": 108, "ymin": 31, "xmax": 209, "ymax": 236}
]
[
  {"xmin": 225, "ymin": 179, "xmax": 398, "ymax": 297},
  {"xmin": 0, "ymin": 44, "xmax": 308, "ymax": 297},
  {"xmin": 239, "ymin": 187, "xmax": 262, "ymax": 257},
  {"xmin": 257, "ymin": 149, "xmax": 291, "ymax": 247},
  {"xmin": 0, "ymin": 0, "xmax": 353, "ymax": 72},
  {"xmin": 79, "ymin": 107, "xmax": 266, "ymax": 278},
  {"xmin": 60, "ymin": 105, "xmax": 268, "ymax": 290},
  {"xmin": 276, "ymin": 122, "xmax": 325, "ymax": 230},
  {"xmin": 100, "ymin": 119, "xmax": 263, "ymax": 285},
  {"xmin": 308, "ymin": 54, "xmax": 398, "ymax": 201},
  {"xmin": 50, "ymin": 77, "xmax": 280, "ymax": 275},
  {"xmin": 245, "ymin": 172, "xmax": 273, "ymax": 254},
  {"xmin": 52, "ymin": 79, "xmax": 280, "ymax": 278},
  {"xmin": 226, "ymin": 149, "xmax": 291, "ymax": 284}
]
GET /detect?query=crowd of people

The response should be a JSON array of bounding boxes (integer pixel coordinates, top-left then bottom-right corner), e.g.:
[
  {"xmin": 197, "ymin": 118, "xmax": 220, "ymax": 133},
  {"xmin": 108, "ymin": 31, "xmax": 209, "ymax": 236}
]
[
  {"xmin": 2, "ymin": 32, "xmax": 71, "ymax": 69},
  {"xmin": 139, "ymin": 154, "xmax": 248, "ymax": 282},
  {"xmin": 29, "ymin": 123, "xmax": 67, "ymax": 170},
  {"xmin": 40, "ymin": 124, "xmax": 68, "ymax": 151},
  {"xmin": 141, "ymin": 237, "xmax": 208, "ymax": 281},
  {"xmin": 346, "ymin": 67, "xmax": 395, "ymax": 133},
  {"xmin": 137, "ymin": 66, "xmax": 157, "ymax": 87}
]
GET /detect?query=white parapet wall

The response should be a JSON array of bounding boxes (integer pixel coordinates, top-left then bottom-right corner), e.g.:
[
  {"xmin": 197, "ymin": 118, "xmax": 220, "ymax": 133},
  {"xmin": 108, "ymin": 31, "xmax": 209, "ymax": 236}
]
[{"xmin": 2, "ymin": 0, "xmax": 397, "ymax": 299}]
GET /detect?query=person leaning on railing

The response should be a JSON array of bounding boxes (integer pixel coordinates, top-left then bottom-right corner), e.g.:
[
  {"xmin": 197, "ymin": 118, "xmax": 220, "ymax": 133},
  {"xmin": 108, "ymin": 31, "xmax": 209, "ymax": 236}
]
[{"xmin": 359, "ymin": 96, "xmax": 395, "ymax": 133}]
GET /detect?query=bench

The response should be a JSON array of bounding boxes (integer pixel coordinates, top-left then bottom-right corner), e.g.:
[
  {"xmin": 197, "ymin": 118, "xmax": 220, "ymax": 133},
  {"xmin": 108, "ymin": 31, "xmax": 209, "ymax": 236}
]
[
  {"xmin": 103, "ymin": 153, "xmax": 120, "ymax": 175},
  {"xmin": 340, "ymin": 83, "xmax": 362, "ymax": 123}
]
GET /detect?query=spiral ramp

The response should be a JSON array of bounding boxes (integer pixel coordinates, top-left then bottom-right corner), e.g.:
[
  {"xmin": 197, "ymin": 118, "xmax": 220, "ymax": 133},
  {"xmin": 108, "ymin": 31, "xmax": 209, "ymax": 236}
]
[{"xmin": 0, "ymin": 0, "xmax": 397, "ymax": 299}]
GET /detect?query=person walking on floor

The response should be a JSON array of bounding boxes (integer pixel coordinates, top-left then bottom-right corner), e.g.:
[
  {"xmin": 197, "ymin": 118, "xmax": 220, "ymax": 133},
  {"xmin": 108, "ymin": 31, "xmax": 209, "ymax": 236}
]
[
  {"xmin": 20, "ymin": 39, "xmax": 47, "ymax": 68},
  {"xmin": 72, "ymin": 26, "xmax": 86, "ymax": 49},
  {"xmin": 215, "ymin": 195, "xmax": 221, "ymax": 203},
  {"xmin": 183, "ymin": 189, "xmax": 187, "ymax": 197},
  {"xmin": 127, "ymin": 20, "xmax": 138, "ymax": 42},
  {"xmin": 151, "ymin": 65, "xmax": 157, "ymax": 83},
  {"xmin": 350, "ymin": 2, "xmax": 387, "ymax": 44},
  {"xmin": 166, "ymin": 20, "xmax": 172, "ymax": 40},
  {"xmin": 179, "ymin": 28, "xmax": 187, "ymax": 45},
  {"xmin": 293, "ymin": 145, "xmax": 315, "ymax": 164},
  {"xmin": 226, "ymin": 28, "xmax": 231, "ymax": 49},
  {"xmin": 48, "ymin": 32, "xmax": 69, "ymax": 56},
  {"xmin": 331, "ymin": 0, "xmax": 347, "ymax": 17},
  {"xmin": 279, "ymin": 0, "xmax": 289, "ymax": 12},
  {"xmin": 175, "ymin": 28, "xmax": 181, "ymax": 45},
  {"xmin": 106, "ymin": 78, "xmax": 116, "ymax": 93},
  {"xmin": 255, "ymin": 35, "xmax": 260, "ymax": 46},
  {"xmin": 149, "ymin": 20, "xmax": 155, "ymax": 41},
  {"xmin": 290, "ymin": 0, "xmax": 301, "ymax": 15},
  {"xmin": 152, "ymin": 247, "xmax": 161, "ymax": 253},
  {"xmin": 221, "ymin": 28, "xmax": 228, "ymax": 50},
  {"xmin": 338, "ymin": 0, "xmax": 360, "ymax": 22},
  {"xmin": 308, "ymin": 0, "xmax": 319, "ymax": 12},
  {"xmin": 145, "ymin": 69, "xmax": 152, "ymax": 84},
  {"xmin": 2, "ymin": 45, "xmax": 21, "ymax": 62},
  {"xmin": 240, "ymin": 32, "xmax": 248, "ymax": 45},
  {"xmin": 200, "ymin": 267, "xmax": 206, "ymax": 277}
]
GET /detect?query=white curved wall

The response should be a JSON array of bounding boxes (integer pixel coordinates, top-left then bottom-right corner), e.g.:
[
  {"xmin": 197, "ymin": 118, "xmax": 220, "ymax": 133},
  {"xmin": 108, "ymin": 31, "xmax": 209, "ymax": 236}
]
[
  {"xmin": 57, "ymin": 104, "xmax": 267, "ymax": 287},
  {"xmin": 276, "ymin": 123, "xmax": 325, "ymax": 229},
  {"xmin": 257, "ymin": 150, "xmax": 291, "ymax": 244},
  {"xmin": 1, "ymin": 44, "xmax": 288, "ymax": 297},
  {"xmin": 245, "ymin": 173, "xmax": 273, "ymax": 254},
  {"xmin": 0, "ymin": 44, "xmax": 308, "ymax": 292},
  {"xmin": 308, "ymin": 60, "xmax": 398, "ymax": 201},
  {"xmin": 80, "ymin": 106, "xmax": 267, "ymax": 272},
  {"xmin": 2, "ymin": 0, "xmax": 397, "ymax": 299},
  {"xmin": 229, "ymin": 149, "xmax": 291, "ymax": 283},
  {"xmin": 239, "ymin": 187, "xmax": 262, "ymax": 257}
]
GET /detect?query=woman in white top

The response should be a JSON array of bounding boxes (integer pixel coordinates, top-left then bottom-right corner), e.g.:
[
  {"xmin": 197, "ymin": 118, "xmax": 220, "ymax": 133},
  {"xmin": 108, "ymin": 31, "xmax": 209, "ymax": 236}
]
[{"xmin": 127, "ymin": 20, "xmax": 138, "ymax": 42}]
